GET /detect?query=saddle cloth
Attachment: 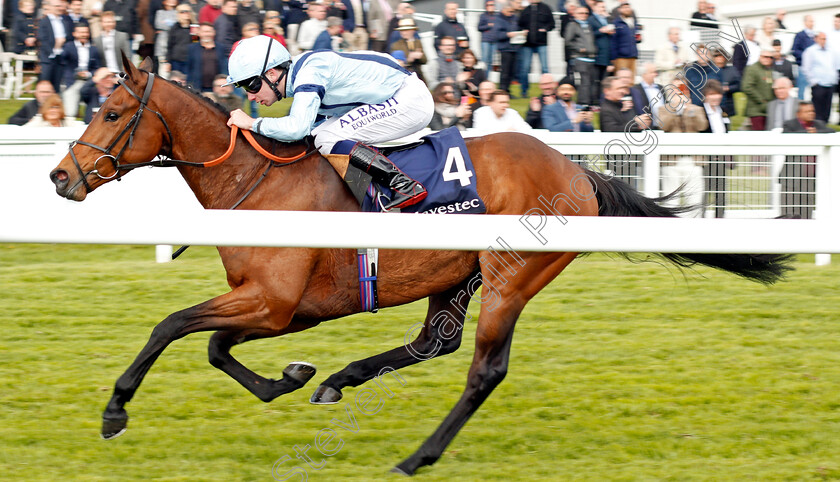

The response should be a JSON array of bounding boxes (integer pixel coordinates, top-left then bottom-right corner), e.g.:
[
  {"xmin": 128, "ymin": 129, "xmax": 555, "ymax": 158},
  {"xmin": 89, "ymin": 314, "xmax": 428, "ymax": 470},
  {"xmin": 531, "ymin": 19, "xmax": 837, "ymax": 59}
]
[{"xmin": 350, "ymin": 127, "xmax": 486, "ymax": 214}]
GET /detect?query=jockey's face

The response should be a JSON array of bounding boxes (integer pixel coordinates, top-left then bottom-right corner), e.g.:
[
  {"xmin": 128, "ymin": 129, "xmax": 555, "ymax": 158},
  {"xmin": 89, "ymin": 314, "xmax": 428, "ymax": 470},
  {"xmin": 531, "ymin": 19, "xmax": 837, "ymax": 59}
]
[{"xmin": 247, "ymin": 68, "xmax": 286, "ymax": 106}]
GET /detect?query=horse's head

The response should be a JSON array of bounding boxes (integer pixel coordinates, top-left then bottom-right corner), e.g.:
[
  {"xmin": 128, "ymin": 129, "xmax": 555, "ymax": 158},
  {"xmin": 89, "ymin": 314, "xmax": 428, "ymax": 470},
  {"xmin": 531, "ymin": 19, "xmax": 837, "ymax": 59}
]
[{"xmin": 50, "ymin": 54, "xmax": 172, "ymax": 201}]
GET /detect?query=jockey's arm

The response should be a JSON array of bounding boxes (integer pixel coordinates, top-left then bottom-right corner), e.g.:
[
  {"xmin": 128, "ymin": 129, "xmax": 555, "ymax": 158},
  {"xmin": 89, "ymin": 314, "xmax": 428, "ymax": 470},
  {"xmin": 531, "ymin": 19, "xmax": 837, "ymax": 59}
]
[{"xmin": 228, "ymin": 91, "xmax": 321, "ymax": 141}]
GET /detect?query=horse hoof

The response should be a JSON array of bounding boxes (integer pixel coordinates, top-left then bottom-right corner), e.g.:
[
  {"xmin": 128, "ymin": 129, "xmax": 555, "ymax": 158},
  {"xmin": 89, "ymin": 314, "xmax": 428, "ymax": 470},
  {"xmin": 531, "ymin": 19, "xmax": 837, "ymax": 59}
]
[
  {"xmin": 283, "ymin": 361, "xmax": 317, "ymax": 385},
  {"xmin": 310, "ymin": 385, "xmax": 342, "ymax": 405},
  {"xmin": 101, "ymin": 415, "xmax": 128, "ymax": 440},
  {"xmin": 391, "ymin": 463, "xmax": 414, "ymax": 476}
]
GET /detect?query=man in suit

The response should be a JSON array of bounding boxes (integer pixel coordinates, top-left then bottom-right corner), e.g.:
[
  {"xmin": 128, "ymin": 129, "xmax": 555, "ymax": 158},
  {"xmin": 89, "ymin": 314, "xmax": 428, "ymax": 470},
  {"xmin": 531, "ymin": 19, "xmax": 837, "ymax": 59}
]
[
  {"xmin": 61, "ymin": 24, "xmax": 100, "ymax": 117},
  {"xmin": 341, "ymin": 0, "xmax": 368, "ymax": 52},
  {"xmin": 600, "ymin": 74, "xmax": 650, "ymax": 133},
  {"xmin": 790, "ymin": 15, "xmax": 815, "ymax": 100},
  {"xmin": 766, "ymin": 77, "xmax": 798, "ymax": 130},
  {"xmin": 93, "ymin": 10, "xmax": 131, "ymax": 72},
  {"xmin": 654, "ymin": 27, "xmax": 690, "ymax": 86},
  {"xmin": 38, "ymin": 0, "xmax": 74, "ymax": 91},
  {"xmin": 80, "ymin": 67, "xmax": 117, "ymax": 123},
  {"xmin": 780, "ymin": 102, "xmax": 834, "ymax": 218},
  {"xmin": 541, "ymin": 80, "xmax": 594, "ymax": 132},
  {"xmin": 630, "ymin": 62, "xmax": 662, "ymax": 128},
  {"xmin": 700, "ymin": 79, "xmax": 731, "ymax": 218}
]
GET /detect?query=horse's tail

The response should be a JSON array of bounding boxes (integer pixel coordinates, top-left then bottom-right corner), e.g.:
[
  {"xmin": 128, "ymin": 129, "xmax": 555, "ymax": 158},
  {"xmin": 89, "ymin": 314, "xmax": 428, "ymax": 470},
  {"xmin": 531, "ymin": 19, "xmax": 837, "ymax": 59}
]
[{"xmin": 585, "ymin": 169, "xmax": 794, "ymax": 285}]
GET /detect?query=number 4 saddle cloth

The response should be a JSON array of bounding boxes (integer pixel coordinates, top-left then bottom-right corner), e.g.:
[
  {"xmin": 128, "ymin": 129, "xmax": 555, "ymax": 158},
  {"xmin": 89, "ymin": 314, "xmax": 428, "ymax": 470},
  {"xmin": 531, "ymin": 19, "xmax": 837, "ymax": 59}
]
[{"xmin": 351, "ymin": 127, "xmax": 486, "ymax": 214}]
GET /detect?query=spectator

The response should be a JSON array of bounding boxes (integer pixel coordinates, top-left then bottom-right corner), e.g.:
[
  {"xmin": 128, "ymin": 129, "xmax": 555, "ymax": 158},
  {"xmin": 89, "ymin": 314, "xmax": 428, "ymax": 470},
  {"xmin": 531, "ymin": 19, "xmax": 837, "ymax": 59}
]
[
  {"xmin": 103, "ymin": 0, "xmax": 138, "ymax": 40},
  {"xmin": 741, "ymin": 49, "xmax": 775, "ymax": 131},
  {"xmin": 240, "ymin": 21, "xmax": 260, "ymax": 39},
  {"xmin": 297, "ymin": 2, "xmax": 327, "ymax": 52},
  {"xmin": 93, "ymin": 10, "xmax": 131, "ymax": 73},
  {"xmin": 689, "ymin": 0, "xmax": 713, "ymax": 29},
  {"xmin": 614, "ymin": 66, "xmax": 632, "ymax": 90},
  {"xmin": 38, "ymin": 0, "xmax": 72, "ymax": 92},
  {"xmin": 712, "ymin": 49, "xmax": 740, "ymax": 117},
  {"xmin": 214, "ymin": 0, "xmax": 238, "ymax": 59},
  {"xmin": 630, "ymin": 62, "xmax": 662, "ymax": 128},
  {"xmin": 472, "ymin": 89, "xmax": 532, "ymax": 133},
  {"xmin": 828, "ymin": 15, "xmax": 840, "ymax": 120},
  {"xmin": 684, "ymin": 44, "xmax": 721, "ymax": 107},
  {"xmin": 477, "ymin": 0, "xmax": 497, "ymax": 69},
  {"xmin": 340, "ymin": 0, "xmax": 368, "ymax": 52},
  {"xmin": 66, "ymin": 0, "xmax": 90, "ymax": 31},
  {"xmin": 524, "ymin": 73, "xmax": 556, "ymax": 129},
  {"xmin": 455, "ymin": 49, "xmax": 487, "ymax": 97},
  {"xmin": 187, "ymin": 22, "xmax": 226, "ymax": 92},
  {"xmin": 169, "ymin": 69, "xmax": 187, "ymax": 85},
  {"xmin": 732, "ymin": 25, "xmax": 759, "ymax": 75},
  {"xmin": 770, "ymin": 39, "xmax": 794, "ymax": 81},
  {"xmin": 564, "ymin": 6, "xmax": 597, "ymax": 106},
  {"xmin": 204, "ymin": 73, "xmax": 242, "ymax": 111},
  {"xmin": 434, "ymin": 2, "xmax": 466, "ymax": 54},
  {"xmin": 181, "ymin": 0, "xmax": 206, "ymax": 19},
  {"xmin": 699, "ymin": 79, "xmax": 731, "ymax": 218},
  {"xmin": 8, "ymin": 80, "xmax": 55, "ymax": 125},
  {"xmin": 386, "ymin": 2, "xmax": 414, "ymax": 50},
  {"xmin": 313, "ymin": 16, "xmax": 343, "ymax": 50},
  {"xmin": 198, "ymin": 0, "xmax": 222, "ymax": 25},
  {"xmin": 466, "ymin": 79, "xmax": 496, "ymax": 128},
  {"xmin": 154, "ymin": 0, "xmax": 178, "ymax": 74},
  {"xmin": 755, "ymin": 16, "xmax": 776, "ymax": 51},
  {"xmin": 389, "ymin": 18, "xmax": 426, "ymax": 84},
  {"xmin": 654, "ymin": 27, "xmax": 690, "ymax": 86},
  {"xmin": 774, "ymin": 9, "xmax": 786, "ymax": 30},
  {"xmin": 541, "ymin": 80, "xmax": 595, "ymax": 132},
  {"xmin": 262, "ymin": 20, "xmax": 287, "ymax": 47},
  {"xmin": 516, "ymin": 0, "xmax": 554, "ymax": 97},
  {"xmin": 429, "ymin": 82, "xmax": 471, "ymax": 130},
  {"xmin": 658, "ymin": 79, "xmax": 707, "ymax": 133},
  {"xmin": 780, "ymin": 102, "xmax": 833, "ymax": 219},
  {"xmin": 24, "ymin": 93, "xmax": 84, "ymax": 126},
  {"xmin": 367, "ymin": 0, "xmax": 396, "ymax": 53},
  {"xmin": 11, "ymin": 0, "xmax": 38, "ymax": 55},
  {"xmin": 766, "ymin": 77, "xmax": 798, "ymax": 130},
  {"xmin": 80, "ymin": 66, "xmax": 117, "ymax": 123},
  {"xmin": 236, "ymin": 0, "xmax": 261, "ymax": 28},
  {"xmin": 600, "ymin": 75, "xmax": 649, "ymax": 132},
  {"xmin": 436, "ymin": 36, "xmax": 459, "ymax": 83},
  {"xmin": 493, "ymin": 0, "xmax": 519, "ymax": 96},
  {"xmin": 609, "ymin": 1, "xmax": 637, "ymax": 78},
  {"xmin": 587, "ymin": 0, "xmax": 613, "ymax": 100},
  {"xmin": 801, "ymin": 32, "xmax": 837, "ymax": 124},
  {"xmin": 165, "ymin": 4, "xmax": 194, "ymax": 75},
  {"xmin": 61, "ymin": 24, "xmax": 100, "ymax": 118},
  {"xmin": 791, "ymin": 15, "xmax": 815, "ymax": 100}
]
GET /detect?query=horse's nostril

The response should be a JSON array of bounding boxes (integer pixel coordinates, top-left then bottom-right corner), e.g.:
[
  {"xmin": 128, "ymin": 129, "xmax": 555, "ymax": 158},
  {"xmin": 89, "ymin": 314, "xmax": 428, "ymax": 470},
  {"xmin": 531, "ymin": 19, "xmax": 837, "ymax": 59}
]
[{"xmin": 51, "ymin": 169, "xmax": 69, "ymax": 185}]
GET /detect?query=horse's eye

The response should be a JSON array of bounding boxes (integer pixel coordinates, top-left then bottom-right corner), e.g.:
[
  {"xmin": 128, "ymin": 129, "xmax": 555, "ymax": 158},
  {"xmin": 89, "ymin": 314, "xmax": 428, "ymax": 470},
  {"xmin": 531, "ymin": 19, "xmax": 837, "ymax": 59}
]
[{"xmin": 105, "ymin": 112, "xmax": 119, "ymax": 122}]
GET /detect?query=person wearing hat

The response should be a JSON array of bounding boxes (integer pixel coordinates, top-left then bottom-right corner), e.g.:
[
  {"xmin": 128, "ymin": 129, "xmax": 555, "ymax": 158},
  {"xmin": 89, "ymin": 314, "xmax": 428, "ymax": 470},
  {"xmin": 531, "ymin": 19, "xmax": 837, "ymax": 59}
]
[
  {"xmin": 390, "ymin": 18, "xmax": 427, "ymax": 85},
  {"xmin": 225, "ymin": 35, "xmax": 433, "ymax": 211},
  {"xmin": 312, "ymin": 16, "xmax": 344, "ymax": 51}
]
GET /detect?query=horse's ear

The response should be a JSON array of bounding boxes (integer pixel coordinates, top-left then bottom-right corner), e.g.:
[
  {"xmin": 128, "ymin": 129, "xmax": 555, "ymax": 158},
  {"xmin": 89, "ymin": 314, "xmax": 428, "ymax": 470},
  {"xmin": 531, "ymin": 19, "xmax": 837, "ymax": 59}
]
[
  {"xmin": 139, "ymin": 56, "xmax": 154, "ymax": 73},
  {"xmin": 121, "ymin": 51, "xmax": 138, "ymax": 80}
]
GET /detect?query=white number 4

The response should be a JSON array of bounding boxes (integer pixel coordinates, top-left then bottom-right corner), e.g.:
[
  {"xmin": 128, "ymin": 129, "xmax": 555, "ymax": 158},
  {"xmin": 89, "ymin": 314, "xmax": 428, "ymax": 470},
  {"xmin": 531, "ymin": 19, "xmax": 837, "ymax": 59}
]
[{"xmin": 442, "ymin": 147, "xmax": 474, "ymax": 187}]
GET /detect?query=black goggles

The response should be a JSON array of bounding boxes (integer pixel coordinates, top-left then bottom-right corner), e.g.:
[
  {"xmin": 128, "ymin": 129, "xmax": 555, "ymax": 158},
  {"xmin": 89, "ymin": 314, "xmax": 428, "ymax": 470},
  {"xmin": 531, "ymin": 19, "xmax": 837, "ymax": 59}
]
[{"xmin": 236, "ymin": 75, "xmax": 264, "ymax": 94}]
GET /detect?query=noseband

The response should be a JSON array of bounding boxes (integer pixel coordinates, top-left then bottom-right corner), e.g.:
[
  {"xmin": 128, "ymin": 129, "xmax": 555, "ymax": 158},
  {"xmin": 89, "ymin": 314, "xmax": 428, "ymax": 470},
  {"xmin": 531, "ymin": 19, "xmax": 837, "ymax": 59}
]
[{"xmin": 66, "ymin": 72, "xmax": 174, "ymax": 193}]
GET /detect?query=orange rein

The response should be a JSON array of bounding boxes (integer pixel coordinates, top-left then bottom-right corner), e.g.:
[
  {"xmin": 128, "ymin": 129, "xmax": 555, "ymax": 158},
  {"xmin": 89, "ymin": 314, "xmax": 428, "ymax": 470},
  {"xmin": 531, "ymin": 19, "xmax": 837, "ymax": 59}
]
[{"xmin": 201, "ymin": 125, "xmax": 309, "ymax": 167}]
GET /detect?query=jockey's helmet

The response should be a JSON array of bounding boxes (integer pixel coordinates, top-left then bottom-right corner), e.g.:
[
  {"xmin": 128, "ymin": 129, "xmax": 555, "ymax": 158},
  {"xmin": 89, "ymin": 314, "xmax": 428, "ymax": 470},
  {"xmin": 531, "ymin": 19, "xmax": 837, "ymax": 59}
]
[{"xmin": 225, "ymin": 35, "xmax": 291, "ymax": 88}]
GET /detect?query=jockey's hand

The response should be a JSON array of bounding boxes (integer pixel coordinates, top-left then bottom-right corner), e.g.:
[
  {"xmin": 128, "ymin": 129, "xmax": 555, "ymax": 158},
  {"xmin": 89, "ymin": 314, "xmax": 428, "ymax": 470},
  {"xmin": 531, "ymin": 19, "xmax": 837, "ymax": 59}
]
[{"xmin": 227, "ymin": 109, "xmax": 255, "ymax": 130}]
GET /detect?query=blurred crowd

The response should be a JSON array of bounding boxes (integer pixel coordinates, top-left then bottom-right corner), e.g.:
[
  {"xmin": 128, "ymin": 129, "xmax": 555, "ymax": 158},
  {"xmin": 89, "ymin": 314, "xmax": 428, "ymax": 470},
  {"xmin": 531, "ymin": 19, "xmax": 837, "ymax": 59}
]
[{"xmin": 1, "ymin": 0, "xmax": 839, "ymax": 133}]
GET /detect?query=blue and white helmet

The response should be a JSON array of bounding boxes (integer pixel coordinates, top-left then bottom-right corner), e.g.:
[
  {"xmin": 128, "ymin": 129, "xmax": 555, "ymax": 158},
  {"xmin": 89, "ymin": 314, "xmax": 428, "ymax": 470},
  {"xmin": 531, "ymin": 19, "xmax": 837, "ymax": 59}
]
[{"xmin": 225, "ymin": 35, "xmax": 291, "ymax": 86}]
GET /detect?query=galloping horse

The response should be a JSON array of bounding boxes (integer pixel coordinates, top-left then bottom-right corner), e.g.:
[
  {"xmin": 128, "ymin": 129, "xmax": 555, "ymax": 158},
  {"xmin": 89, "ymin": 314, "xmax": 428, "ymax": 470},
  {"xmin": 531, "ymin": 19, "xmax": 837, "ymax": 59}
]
[{"xmin": 49, "ymin": 57, "xmax": 792, "ymax": 475}]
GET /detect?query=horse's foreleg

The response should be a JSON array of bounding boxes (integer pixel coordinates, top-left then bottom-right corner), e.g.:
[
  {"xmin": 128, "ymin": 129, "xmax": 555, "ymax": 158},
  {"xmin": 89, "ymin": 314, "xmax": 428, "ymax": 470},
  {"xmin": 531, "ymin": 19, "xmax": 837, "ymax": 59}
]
[
  {"xmin": 207, "ymin": 330, "xmax": 316, "ymax": 403},
  {"xmin": 393, "ymin": 252, "xmax": 578, "ymax": 475},
  {"xmin": 101, "ymin": 284, "xmax": 284, "ymax": 439},
  {"xmin": 309, "ymin": 272, "xmax": 476, "ymax": 404}
]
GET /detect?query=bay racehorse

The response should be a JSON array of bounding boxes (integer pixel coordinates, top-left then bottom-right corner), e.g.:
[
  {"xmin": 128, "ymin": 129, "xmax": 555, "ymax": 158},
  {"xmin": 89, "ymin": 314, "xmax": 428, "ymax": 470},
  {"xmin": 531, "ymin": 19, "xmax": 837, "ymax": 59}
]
[{"xmin": 48, "ymin": 57, "xmax": 792, "ymax": 475}]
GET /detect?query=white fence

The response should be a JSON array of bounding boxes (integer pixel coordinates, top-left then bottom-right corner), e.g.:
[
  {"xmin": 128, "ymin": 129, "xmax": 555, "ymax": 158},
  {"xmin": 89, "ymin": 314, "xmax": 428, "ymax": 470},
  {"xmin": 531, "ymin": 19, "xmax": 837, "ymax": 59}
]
[{"xmin": 1, "ymin": 126, "xmax": 838, "ymax": 264}]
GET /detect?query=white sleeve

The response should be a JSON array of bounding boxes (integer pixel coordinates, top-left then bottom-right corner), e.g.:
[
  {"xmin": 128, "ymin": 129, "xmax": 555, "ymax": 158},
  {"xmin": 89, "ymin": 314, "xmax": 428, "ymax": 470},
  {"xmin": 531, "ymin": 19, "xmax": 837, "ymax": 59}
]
[{"xmin": 255, "ymin": 91, "xmax": 321, "ymax": 141}]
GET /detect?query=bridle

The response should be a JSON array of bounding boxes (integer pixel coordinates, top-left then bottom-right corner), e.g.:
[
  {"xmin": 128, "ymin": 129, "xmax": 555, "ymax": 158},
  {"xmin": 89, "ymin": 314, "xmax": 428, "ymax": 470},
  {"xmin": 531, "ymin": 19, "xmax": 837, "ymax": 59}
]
[{"xmin": 64, "ymin": 70, "xmax": 314, "ymax": 197}]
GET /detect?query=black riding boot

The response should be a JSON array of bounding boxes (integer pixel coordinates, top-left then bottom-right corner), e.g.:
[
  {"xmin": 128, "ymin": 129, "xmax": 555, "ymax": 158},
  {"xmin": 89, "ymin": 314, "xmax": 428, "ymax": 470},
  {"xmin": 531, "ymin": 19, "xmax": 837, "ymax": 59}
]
[{"xmin": 348, "ymin": 143, "xmax": 427, "ymax": 211}]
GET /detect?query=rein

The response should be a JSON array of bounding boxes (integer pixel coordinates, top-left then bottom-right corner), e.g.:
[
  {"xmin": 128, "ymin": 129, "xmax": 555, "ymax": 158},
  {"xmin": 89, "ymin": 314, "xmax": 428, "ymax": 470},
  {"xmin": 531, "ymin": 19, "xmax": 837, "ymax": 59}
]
[{"xmin": 66, "ymin": 71, "xmax": 313, "ymax": 193}]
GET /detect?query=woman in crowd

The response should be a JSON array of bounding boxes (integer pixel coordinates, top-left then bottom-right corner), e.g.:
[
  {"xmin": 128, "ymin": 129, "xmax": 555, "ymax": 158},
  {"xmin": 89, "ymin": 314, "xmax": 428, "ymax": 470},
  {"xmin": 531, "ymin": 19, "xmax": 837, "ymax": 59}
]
[
  {"xmin": 429, "ymin": 82, "xmax": 472, "ymax": 131},
  {"xmin": 155, "ymin": 0, "xmax": 180, "ymax": 74},
  {"xmin": 455, "ymin": 49, "xmax": 487, "ymax": 98},
  {"xmin": 24, "ymin": 95, "xmax": 84, "ymax": 127}
]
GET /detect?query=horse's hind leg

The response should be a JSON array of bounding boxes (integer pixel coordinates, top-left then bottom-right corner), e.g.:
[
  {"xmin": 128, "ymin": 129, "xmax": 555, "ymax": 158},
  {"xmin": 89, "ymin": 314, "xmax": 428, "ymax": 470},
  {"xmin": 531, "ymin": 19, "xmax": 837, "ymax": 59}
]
[
  {"xmin": 101, "ymin": 284, "xmax": 299, "ymax": 439},
  {"xmin": 208, "ymin": 329, "xmax": 316, "ymax": 403},
  {"xmin": 309, "ymin": 272, "xmax": 476, "ymax": 404},
  {"xmin": 393, "ymin": 252, "xmax": 578, "ymax": 475}
]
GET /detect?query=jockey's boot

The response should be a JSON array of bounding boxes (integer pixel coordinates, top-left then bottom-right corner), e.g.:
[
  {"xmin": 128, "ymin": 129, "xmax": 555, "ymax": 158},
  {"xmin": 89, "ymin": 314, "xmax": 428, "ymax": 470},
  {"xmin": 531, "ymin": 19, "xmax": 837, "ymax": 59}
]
[{"xmin": 348, "ymin": 143, "xmax": 427, "ymax": 210}]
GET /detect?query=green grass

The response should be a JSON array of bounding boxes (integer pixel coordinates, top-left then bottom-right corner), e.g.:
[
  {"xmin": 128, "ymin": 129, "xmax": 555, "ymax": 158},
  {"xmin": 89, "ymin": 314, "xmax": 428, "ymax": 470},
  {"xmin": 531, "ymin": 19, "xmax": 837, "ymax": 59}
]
[{"xmin": 2, "ymin": 244, "xmax": 839, "ymax": 480}]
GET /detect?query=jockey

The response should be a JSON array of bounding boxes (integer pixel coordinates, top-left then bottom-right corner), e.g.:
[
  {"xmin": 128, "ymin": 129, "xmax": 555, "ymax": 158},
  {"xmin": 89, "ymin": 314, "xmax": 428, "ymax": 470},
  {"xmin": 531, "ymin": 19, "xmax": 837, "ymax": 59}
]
[{"xmin": 225, "ymin": 35, "xmax": 434, "ymax": 210}]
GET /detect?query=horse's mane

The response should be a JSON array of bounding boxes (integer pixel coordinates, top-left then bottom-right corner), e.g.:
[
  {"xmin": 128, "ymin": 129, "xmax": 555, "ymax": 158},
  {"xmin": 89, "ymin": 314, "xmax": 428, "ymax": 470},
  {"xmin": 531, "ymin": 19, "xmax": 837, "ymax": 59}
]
[{"xmin": 160, "ymin": 75, "xmax": 232, "ymax": 116}]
